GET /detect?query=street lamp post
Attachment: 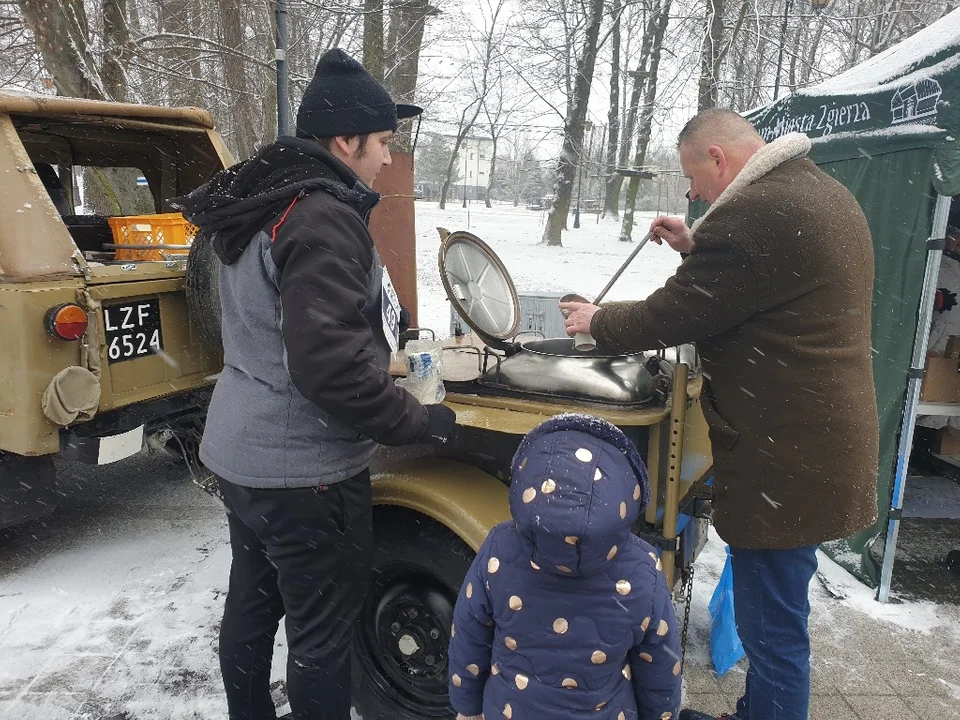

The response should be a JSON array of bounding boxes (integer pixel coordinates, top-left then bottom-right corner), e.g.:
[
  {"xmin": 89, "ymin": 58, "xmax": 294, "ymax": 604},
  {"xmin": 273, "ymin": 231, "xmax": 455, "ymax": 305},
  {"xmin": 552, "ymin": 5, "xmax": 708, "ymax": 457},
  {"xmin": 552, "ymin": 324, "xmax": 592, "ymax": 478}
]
[
  {"xmin": 462, "ymin": 139, "xmax": 468, "ymax": 209},
  {"xmin": 275, "ymin": 0, "xmax": 290, "ymax": 137},
  {"xmin": 477, "ymin": 142, "xmax": 482, "ymax": 205}
]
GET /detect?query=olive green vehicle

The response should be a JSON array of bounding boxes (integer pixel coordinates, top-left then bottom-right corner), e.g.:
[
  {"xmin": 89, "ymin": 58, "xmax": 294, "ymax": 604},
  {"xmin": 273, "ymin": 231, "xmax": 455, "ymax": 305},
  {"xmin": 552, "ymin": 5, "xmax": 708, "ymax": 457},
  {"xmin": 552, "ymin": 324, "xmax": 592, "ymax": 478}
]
[
  {"xmin": 0, "ymin": 92, "xmax": 230, "ymax": 529},
  {"xmin": 0, "ymin": 92, "xmax": 714, "ymax": 719}
]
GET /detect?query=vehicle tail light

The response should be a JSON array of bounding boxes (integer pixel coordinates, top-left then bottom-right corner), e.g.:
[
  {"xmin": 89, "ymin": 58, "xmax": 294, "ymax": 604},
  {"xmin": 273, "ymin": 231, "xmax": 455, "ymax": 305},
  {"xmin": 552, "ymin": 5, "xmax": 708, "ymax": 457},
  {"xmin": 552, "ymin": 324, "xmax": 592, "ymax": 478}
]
[{"xmin": 45, "ymin": 304, "xmax": 88, "ymax": 340}]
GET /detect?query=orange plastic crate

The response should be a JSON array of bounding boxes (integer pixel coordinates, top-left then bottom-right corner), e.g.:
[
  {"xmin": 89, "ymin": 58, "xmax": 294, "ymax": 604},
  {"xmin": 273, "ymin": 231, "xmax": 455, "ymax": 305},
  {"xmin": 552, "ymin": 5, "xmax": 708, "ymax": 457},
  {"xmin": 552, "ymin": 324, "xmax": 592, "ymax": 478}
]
[{"xmin": 107, "ymin": 212, "xmax": 198, "ymax": 262}]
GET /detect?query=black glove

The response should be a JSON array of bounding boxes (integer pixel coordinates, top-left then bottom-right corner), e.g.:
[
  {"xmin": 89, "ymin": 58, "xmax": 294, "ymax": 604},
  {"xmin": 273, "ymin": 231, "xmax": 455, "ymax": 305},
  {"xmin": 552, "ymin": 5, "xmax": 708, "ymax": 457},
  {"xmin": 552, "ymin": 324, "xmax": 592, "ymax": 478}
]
[{"xmin": 420, "ymin": 404, "xmax": 457, "ymax": 446}]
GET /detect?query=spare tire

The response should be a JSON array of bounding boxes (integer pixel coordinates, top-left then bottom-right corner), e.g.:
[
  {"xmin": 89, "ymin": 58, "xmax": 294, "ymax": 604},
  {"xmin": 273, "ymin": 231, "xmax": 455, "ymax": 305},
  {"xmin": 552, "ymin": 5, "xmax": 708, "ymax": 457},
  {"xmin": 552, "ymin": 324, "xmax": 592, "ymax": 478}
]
[{"xmin": 186, "ymin": 229, "xmax": 223, "ymax": 355}]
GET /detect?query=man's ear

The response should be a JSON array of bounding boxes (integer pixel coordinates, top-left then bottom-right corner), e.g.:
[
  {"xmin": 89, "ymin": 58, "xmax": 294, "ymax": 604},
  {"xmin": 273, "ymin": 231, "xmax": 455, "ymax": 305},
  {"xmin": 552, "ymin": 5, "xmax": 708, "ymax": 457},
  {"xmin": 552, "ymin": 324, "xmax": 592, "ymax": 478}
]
[
  {"xmin": 332, "ymin": 135, "xmax": 356, "ymax": 157},
  {"xmin": 708, "ymin": 145, "xmax": 727, "ymax": 175}
]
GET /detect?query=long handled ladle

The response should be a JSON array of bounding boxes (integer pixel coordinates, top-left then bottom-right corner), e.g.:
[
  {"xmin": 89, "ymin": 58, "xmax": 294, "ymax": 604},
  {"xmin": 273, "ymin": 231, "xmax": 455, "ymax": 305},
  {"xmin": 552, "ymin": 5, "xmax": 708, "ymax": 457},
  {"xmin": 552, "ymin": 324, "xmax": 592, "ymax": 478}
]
[{"xmin": 560, "ymin": 231, "xmax": 654, "ymax": 351}]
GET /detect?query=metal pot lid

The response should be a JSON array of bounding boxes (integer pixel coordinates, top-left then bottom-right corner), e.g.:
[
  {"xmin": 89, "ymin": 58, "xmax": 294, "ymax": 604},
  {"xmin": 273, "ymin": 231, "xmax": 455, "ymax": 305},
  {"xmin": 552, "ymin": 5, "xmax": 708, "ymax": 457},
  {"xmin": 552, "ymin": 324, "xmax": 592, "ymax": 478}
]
[{"xmin": 439, "ymin": 231, "xmax": 520, "ymax": 343}]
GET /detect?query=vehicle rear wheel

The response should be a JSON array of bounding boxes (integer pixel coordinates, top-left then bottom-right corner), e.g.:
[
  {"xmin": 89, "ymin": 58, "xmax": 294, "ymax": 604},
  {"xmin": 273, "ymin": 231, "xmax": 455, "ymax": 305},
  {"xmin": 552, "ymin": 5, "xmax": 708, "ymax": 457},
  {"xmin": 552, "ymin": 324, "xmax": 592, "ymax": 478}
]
[
  {"xmin": 185, "ymin": 229, "xmax": 222, "ymax": 355},
  {"xmin": 0, "ymin": 452, "xmax": 60, "ymax": 530},
  {"xmin": 352, "ymin": 507, "xmax": 474, "ymax": 720}
]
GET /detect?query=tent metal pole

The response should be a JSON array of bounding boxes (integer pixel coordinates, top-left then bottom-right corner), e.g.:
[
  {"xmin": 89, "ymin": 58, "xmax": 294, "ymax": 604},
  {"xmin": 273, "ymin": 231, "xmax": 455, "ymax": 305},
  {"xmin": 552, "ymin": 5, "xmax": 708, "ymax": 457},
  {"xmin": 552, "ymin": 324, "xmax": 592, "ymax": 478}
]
[{"xmin": 877, "ymin": 193, "xmax": 952, "ymax": 602}]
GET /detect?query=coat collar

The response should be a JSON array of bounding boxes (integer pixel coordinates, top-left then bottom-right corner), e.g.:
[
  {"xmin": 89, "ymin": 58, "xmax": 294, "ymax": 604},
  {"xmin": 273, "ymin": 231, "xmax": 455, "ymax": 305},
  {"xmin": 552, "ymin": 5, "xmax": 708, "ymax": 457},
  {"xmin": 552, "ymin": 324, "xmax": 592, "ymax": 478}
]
[{"xmin": 691, "ymin": 132, "xmax": 812, "ymax": 232}]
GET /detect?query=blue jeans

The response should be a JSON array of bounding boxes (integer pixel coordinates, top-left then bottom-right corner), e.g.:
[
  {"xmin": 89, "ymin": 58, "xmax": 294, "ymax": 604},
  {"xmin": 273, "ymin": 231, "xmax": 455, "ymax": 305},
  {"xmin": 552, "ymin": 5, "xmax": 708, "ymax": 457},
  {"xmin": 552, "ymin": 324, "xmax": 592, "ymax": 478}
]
[{"xmin": 729, "ymin": 545, "xmax": 819, "ymax": 720}]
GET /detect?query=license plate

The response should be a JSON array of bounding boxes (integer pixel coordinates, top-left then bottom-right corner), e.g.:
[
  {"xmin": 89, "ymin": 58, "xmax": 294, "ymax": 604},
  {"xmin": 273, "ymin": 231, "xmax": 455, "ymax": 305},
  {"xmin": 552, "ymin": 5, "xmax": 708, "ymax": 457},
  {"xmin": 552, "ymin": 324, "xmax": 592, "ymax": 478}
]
[{"xmin": 103, "ymin": 299, "xmax": 163, "ymax": 363}]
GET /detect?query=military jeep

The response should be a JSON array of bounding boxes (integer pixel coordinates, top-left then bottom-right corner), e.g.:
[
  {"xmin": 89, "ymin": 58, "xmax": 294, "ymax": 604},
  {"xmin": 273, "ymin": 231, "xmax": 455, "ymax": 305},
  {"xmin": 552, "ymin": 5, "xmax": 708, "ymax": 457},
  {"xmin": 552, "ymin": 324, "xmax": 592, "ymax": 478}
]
[{"xmin": 0, "ymin": 92, "xmax": 230, "ymax": 529}]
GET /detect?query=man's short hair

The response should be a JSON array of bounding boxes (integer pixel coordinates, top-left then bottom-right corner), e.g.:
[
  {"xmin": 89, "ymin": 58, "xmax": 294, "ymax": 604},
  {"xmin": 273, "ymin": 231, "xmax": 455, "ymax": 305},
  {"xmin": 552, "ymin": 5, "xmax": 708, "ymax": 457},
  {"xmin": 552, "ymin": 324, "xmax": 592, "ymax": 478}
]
[
  {"xmin": 316, "ymin": 134, "xmax": 370, "ymax": 156},
  {"xmin": 677, "ymin": 108, "xmax": 762, "ymax": 150}
]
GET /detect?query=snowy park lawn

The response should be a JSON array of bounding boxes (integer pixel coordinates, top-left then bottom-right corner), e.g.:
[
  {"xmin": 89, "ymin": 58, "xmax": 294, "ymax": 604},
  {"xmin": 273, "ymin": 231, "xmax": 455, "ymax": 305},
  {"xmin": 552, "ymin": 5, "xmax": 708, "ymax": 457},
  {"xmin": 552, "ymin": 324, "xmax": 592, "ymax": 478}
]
[{"xmin": 412, "ymin": 201, "xmax": 681, "ymax": 337}]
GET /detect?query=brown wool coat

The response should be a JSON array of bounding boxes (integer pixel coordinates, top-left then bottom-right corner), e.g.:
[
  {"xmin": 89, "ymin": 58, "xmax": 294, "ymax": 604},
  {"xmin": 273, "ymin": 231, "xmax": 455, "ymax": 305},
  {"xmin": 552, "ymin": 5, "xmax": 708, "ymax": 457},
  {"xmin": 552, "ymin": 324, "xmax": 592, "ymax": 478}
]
[{"xmin": 592, "ymin": 139, "xmax": 879, "ymax": 550}]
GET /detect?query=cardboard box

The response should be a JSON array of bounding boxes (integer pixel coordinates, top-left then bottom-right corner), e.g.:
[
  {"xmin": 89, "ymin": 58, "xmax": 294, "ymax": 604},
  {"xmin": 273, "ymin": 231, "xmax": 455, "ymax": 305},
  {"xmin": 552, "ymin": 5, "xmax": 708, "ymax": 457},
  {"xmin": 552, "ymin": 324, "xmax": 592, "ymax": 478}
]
[
  {"xmin": 920, "ymin": 352, "xmax": 960, "ymax": 403},
  {"xmin": 934, "ymin": 426, "xmax": 960, "ymax": 456}
]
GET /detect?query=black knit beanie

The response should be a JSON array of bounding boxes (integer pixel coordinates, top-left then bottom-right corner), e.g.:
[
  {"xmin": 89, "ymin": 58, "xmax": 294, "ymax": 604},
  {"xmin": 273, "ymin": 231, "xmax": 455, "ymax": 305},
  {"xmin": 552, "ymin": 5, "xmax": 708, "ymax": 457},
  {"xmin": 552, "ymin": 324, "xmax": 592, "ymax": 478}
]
[{"xmin": 296, "ymin": 48, "xmax": 422, "ymax": 139}]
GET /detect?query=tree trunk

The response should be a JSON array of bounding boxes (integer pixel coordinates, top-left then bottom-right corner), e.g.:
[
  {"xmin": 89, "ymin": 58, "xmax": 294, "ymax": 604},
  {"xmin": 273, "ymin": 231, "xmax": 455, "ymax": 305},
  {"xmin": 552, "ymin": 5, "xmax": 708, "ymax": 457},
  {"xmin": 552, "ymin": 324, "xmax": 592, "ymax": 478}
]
[
  {"xmin": 386, "ymin": 0, "xmax": 435, "ymax": 152},
  {"xmin": 159, "ymin": 0, "xmax": 205, "ymax": 108},
  {"xmin": 220, "ymin": 0, "xmax": 258, "ymax": 158},
  {"xmin": 801, "ymin": 13, "xmax": 826, "ymax": 86},
  {"xmin": 619, "ymin": 0, "xmax": 671, "ymax": 243},
  {"xmin": 18, "ymin": 0, "xmax": 106, "ymax": 99},
  {"xmin": 485, "ymin": 134, "xmax": 498, "ymax": 208},
  {"xmin": 787, "ymin": 16, "xmax": 805, "ymax": 93},
  {"xmin": 712, "ymin": 0, "xmax": 749, "ymax": 107},
  {"xmin": 439, "ymin": 103, "xmax": 481, "ymax": 209},
  {"xmin": 364, "ymin": 0, "xmax": 385, "ymax": 81},
  {"xmin": 697, "ymin": 0, "xmax": 724, "ymax": 111},
  {"xmin": 101, "ymin": 0, "xmax": 131, "ymax": 101},
  {"xmin": 602, "ymin": 0, "xmax": 622, "ymax": 217},
  {"xmin": 19, "ymin": 0, "xmax": 150, "ymax": 214},
  {"xmin": 607, "ymin": 13, "xmax": 654, "ymax": 219},
  {"xmin": 747, "ymin": 33, "xmax": 768, "ymax": 108},
  {"xmin": 540, "ymin": 0, "xmax": 606, "ymax": 247}
]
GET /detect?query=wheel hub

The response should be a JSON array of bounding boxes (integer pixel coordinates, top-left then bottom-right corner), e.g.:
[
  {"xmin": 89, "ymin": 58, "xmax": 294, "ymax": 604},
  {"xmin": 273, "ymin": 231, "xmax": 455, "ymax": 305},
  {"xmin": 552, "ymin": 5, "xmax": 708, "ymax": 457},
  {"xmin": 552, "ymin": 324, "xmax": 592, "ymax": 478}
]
[{"xmin": 359, "ymin": 572, "xmax": 456, "ymax": 713}]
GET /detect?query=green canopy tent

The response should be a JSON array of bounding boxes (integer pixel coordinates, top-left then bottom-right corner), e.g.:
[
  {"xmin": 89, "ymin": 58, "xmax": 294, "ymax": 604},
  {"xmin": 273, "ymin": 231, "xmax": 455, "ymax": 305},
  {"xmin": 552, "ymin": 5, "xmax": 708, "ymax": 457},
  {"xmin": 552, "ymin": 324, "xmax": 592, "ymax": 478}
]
[{"xmin": 742, "ymin": 8, "xmax": 960, "ymax": 601}]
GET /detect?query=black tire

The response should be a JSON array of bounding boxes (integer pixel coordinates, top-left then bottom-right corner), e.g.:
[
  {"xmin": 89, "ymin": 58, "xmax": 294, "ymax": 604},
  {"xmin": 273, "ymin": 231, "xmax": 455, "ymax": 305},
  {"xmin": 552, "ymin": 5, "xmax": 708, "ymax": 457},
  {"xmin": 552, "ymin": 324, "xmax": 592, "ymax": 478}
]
[
  {"xmin": 0, "ymin": 452, "xmax": 60, "ymax": 530},
  {"xmin": 186, "ymin": 229, "xmax": 222, "ymax": 355},
  {"xmin": 352, "ymin": 507, "xmax": 475, "ymax": 720}
]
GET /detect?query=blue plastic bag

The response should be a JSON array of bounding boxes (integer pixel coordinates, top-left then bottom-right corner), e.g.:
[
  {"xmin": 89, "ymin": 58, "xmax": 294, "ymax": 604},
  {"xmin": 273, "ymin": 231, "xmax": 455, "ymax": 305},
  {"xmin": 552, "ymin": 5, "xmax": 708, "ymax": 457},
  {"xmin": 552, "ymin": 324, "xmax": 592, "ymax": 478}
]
[{"xmin": 708, "ymin": 546, "xmax": 745, "ymax": 676}]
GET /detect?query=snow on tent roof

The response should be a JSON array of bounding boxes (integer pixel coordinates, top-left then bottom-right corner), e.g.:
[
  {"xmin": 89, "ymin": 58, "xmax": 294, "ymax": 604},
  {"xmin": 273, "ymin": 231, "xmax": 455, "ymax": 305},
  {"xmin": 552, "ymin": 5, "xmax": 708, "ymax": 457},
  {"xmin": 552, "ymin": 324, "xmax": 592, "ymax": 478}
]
[{"xmin": 746, "ymin": 8, "xmax": 960, "ymax": 196}]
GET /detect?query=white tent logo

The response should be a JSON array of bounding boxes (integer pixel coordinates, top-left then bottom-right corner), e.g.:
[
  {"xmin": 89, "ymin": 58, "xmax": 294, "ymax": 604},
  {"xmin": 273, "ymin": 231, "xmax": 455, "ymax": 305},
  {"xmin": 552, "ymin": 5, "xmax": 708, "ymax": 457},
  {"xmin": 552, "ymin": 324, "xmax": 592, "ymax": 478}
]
[{"xmin": 891, "ymin": 77, "xmax": 941, "ymax": 125}]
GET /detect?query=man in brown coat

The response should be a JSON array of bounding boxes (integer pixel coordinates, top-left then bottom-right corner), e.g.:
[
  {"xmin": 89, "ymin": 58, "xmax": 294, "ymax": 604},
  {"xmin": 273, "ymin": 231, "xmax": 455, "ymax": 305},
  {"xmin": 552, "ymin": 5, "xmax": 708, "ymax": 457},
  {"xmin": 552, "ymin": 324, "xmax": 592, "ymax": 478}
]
[{"xmin": 561, "ymin": 108, "xmax": 879, "ymax": 720}]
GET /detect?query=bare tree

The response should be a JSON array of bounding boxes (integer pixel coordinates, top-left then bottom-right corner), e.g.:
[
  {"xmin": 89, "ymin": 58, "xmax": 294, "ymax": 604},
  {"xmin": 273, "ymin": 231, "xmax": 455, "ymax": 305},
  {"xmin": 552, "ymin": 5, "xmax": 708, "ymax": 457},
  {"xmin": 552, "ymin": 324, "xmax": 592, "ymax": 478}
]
[
  {"xmin": 220, "ymin": 0, "xmax": 260, "ymax": 157},
  {"xmin": 606, "ymin": 2, "xmax": 653, "ymax": 220},
  {"xmin": 17, "ymin": 0, "xmax": 107, "ymax": 99},
  {"xmin": 602, "ymin": 0, "xmax": 622, "ymax": 217},
  {"xmin": 707, "ymin": 0, "xmax": 955, "ymax": 111},
  {"xmin": 538, "ymin": 0, "xmax": 606, "ymax": 247},
  {"xmin": 364, "ymin": 0, "xmax": 385, "ymax": 81},
  {"xmin": 437, "ymin": 0, "xmax": 506, "ymax": 209},
  {"xmin": 384, "ymin": 0, "xmax": 440, "ymax": 151},
  {"xmin": 697, "ymin": 0, "xmax": 749, "ymax": 110},
  {"xmin": 619, "ymin": 0, "xmax": 671, "ymax": 243},
  {"xmin": 480, "ymin": 54, "xmax": 524, "ymax": 208}
]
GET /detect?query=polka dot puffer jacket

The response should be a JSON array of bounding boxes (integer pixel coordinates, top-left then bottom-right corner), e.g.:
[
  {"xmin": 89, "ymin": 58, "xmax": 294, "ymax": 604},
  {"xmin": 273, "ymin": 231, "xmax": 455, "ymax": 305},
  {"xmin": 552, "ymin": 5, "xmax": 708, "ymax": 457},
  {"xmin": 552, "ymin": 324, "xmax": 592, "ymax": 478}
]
[{"xmin": 448, "ymin": 413, "xmax": 682, "ymax": 720}]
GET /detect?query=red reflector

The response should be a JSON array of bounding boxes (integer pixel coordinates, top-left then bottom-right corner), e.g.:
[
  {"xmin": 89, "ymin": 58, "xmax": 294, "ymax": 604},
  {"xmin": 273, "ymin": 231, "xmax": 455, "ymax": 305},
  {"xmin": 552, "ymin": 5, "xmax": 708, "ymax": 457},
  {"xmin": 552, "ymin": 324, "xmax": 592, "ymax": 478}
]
[{"xmin": 46, "ymin": 304, "xmax": 88, "ymax": 340}]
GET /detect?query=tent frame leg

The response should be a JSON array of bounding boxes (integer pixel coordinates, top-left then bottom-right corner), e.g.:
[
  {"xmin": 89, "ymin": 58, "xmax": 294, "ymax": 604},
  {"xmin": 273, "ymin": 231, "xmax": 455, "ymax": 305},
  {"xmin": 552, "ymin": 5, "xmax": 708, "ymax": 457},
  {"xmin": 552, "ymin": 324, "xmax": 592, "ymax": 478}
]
[{"xmin": 877, "ymin": 193, "xmax": 953, "ymax": 603}]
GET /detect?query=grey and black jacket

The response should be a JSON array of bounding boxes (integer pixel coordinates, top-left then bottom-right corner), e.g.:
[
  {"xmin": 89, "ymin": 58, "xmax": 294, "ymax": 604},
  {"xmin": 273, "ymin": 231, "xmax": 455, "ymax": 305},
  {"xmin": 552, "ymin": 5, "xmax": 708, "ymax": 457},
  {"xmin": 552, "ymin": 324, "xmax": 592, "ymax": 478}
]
[{"xmin": 179, "ymin": 137, "xmax": 428, "ymax": 488}]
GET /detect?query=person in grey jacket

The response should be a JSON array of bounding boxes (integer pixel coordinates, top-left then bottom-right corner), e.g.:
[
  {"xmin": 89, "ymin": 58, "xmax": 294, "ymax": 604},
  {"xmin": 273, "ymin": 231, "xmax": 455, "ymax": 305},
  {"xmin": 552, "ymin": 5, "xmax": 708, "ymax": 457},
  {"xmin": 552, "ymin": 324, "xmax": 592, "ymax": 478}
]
[{"xmin": 179, "ymin": 49, "xmax": 457, "ymax": 720}]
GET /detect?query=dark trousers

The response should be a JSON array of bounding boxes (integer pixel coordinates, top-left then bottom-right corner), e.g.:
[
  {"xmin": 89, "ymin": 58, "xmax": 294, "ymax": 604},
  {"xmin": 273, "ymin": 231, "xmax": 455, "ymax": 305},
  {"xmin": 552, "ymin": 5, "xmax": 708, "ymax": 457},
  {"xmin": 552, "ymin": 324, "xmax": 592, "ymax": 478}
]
[
  {"xmin": 217, "ymin": 471, "xmax": 372, "ymax": 720},
  {"xmin": 730, "ymin": 545, "xmax": 819, "ymax": 720}
]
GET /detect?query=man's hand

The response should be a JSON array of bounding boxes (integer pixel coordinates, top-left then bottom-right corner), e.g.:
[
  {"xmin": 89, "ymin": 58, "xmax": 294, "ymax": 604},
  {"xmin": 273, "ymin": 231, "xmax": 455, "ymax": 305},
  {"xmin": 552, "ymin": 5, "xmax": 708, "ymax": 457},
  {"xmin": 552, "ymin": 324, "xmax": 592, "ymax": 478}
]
[
  {"xmin": 420, "ymin": 404, "xmax": 457, "ymax": 446},
  {"xmin": 559, "ymin": 301, "xmax": 600, "ymax": 336},
  {"xmin": 650, "ymin": 215, "xmax": 694, "ymax": 254}
]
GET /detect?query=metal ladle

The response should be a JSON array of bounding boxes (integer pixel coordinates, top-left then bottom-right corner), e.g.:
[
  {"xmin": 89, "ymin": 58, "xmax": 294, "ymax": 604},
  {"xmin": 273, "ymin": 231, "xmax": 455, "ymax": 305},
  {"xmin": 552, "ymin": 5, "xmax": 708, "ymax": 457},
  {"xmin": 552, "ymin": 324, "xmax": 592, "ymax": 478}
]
[{"xmin": 560, "ymin": 231, "xmax": 654, "ymax": 351}]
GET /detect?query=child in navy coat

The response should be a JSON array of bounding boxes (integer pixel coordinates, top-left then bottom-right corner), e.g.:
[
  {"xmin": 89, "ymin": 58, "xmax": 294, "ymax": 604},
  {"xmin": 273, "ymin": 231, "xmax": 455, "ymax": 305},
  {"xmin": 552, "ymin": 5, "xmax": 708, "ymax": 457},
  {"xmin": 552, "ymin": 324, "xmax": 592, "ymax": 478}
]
[{"xmin": 448, "ymin": 413, "xmax": 682, "ymax": 720}]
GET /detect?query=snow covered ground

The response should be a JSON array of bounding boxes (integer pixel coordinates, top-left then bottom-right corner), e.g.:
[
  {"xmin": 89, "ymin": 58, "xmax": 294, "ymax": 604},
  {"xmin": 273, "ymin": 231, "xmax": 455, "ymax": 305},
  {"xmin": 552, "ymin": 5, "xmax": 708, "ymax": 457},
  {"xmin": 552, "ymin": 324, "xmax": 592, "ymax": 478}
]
[{"xmin": 2, "ymin": 202, "xmax": 960, "ymax": 720}]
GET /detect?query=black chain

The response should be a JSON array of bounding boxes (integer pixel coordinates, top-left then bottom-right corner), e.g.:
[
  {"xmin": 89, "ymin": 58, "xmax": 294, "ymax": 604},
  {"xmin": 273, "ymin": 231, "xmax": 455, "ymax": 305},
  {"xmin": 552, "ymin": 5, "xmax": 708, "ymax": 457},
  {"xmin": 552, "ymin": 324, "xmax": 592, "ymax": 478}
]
[{"xmin": 679, "ymin": 563, "xmax": 695, "ymax": 669}]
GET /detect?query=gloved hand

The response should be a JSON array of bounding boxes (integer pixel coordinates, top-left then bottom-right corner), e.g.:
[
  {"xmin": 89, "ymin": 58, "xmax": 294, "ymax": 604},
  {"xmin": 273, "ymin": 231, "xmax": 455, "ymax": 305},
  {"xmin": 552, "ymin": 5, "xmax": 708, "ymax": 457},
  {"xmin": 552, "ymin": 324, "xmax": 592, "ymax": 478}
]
[{"xmin": 420, "ymin": 404, "xmax": 457, "ymax": 446}]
